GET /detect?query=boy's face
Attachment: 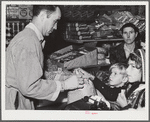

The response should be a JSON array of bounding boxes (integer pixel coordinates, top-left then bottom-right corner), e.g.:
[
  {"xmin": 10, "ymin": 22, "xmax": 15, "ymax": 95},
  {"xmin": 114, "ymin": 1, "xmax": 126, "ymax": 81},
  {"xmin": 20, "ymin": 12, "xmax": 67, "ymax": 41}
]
[
  {"xmin": 109, "ymin": 67, "xmax": 125, "ymax": 87},
  {"xmin": 126, "ymin": 59, "xmax": 142, "ymax": 83}
]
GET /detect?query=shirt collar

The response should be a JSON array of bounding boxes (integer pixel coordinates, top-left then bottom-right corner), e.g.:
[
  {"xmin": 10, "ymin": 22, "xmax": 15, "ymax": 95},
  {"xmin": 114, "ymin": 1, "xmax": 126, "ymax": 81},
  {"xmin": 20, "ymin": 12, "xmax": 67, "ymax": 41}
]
[
  {"xmin": 25, "ymin": 23, "xmax": 44, "ymax": 41},
  {"xmin": 124, "ymin": 43, "xmax": 135, "ymax": 53}
]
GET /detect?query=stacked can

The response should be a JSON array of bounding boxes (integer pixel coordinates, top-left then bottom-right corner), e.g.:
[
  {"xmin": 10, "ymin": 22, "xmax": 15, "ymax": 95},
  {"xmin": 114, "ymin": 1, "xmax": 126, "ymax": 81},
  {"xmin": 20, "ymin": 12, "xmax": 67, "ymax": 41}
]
[{"xmin": 65, "ymin": 22, "xmax": 92, "ymax": 40}]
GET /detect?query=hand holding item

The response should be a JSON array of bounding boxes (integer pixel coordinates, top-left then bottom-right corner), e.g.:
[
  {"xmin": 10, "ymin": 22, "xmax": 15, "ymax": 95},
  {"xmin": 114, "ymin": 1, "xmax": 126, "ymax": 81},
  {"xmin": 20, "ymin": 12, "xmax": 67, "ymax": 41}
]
[
  {"xmin": 67, "ymin": 78, "xmax": 97, "ymax": 104},
  {"xmin": 73, "ymin": 68, "xmax": 95, "ymax": 80},
  {"xmin": 61, "ymin": 75, "xmax": 84, "ymax": 91},
  {"xmin": 85, "ymin": 95, "xmax": 110, "ymax": 110},
  {"xmin": 116, "ymin": 90, "xmax": 128, "ymax": 107}
]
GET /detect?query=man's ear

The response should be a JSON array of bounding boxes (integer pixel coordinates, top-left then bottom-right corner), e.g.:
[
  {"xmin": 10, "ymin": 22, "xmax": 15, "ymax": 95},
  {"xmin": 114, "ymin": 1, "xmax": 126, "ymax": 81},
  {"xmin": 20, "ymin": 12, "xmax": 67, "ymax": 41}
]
[{"xmin": 39, "ymin": 11, "xmax": 47, "ymax": 22}]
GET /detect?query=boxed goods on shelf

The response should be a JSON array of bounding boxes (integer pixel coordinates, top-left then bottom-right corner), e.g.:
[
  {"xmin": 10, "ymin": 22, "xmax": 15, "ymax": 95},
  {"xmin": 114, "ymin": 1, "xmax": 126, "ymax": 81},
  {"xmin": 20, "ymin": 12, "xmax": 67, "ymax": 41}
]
[
  {"xmin": 50, "ymin": 45, "xmax": 98, "ymax": 69},
  {"xmin": 64, "ymin": 10, "xmax": 145, "ymax": 43}
]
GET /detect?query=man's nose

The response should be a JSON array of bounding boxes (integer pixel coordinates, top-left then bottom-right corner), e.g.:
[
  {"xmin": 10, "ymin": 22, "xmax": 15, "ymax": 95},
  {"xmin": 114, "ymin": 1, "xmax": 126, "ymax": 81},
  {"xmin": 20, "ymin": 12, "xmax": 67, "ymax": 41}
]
[
  {"xmin": 127, "ymin": 33, "xmax": 130, "ymax": 38},
  {"xmin": 53, "ymin": 23, "xmax": 57, "ymax": 30}
]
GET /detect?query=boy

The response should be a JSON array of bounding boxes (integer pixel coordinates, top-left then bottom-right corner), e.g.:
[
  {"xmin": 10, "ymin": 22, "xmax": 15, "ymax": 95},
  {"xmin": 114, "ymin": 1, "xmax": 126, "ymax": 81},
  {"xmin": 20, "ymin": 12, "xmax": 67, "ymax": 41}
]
[{"xmin": 92, "ymin": 63, "xmax": 128, "ymax": 101}]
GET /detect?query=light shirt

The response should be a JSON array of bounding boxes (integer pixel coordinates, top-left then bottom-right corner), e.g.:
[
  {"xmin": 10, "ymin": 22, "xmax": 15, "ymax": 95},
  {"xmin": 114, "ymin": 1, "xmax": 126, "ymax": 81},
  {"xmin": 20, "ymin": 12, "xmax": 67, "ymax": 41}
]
[{"xmin": 124, "ymin": 44, "xmax": 135, "ymax": 58}]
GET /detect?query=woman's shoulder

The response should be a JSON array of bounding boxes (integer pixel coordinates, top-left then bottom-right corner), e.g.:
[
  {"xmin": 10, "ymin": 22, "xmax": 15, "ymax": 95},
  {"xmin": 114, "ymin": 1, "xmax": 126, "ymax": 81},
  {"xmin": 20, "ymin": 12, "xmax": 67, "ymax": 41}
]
[
  {"xmin": 110, "ymin": 42, "xmax": 124, "ymax": 53},
  {"xmin": 115, "ymin": 42, "xmax": 124, "ymax": 49}
]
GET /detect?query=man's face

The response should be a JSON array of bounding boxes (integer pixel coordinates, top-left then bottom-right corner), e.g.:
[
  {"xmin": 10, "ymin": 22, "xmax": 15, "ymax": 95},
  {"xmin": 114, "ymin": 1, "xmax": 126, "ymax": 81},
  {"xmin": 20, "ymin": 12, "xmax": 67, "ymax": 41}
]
[
  {"xmin": 126, "ymin": 59, "xmax": 142, "ymax": 83},
  {"xmin": 109, "ymin": 67, "xmax": 125, "ymax": 87},
  {"xmin": 122, "ymin": 27, "xmax": 138, "ymax": 44},
  {"xmin": 43, "ymin": 7, "xmax": 61, "ymax": 36}
]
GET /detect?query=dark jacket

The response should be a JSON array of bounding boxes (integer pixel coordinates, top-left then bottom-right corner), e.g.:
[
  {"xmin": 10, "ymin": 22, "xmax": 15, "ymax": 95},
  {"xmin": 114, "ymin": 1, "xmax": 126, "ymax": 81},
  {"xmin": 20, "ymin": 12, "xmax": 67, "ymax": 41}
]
[
  {"xmin": 122, "ymin": 81, "xmax": 145, "ymax": 110},
  {"xmin": 92, "ymin": 77, "xmax": 128, "ymax": 101},
  {"xmin": 109, "ymin": 42, "xmax": 139, "ymax": 64},
  {"xmin": 110, "ymin": 81, "xmax": 145, "ymax": 110}
]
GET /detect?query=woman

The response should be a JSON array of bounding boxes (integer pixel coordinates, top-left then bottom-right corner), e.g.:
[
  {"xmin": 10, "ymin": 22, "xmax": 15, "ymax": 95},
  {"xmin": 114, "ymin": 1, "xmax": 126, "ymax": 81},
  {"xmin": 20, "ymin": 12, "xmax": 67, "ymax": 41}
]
[
  {"xmin": 116, "ymin": 49, "xmax": 145, "ymax": 110},
  {"xmin": 109, "ymin": 23, "xmax": 141, "ymax": 64}
]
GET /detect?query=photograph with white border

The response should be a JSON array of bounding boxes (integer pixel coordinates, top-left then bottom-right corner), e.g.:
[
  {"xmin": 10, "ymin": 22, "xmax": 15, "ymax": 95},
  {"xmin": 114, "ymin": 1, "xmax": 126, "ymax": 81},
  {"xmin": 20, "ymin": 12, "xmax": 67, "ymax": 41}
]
[{"xmin": 1, "ymin": 1, "xmax": 149, "ymax": 121}]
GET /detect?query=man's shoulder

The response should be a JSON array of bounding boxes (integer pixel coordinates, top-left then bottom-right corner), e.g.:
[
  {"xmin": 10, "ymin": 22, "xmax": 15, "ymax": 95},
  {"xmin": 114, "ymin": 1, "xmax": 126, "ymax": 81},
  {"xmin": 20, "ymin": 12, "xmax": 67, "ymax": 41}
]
[
  {"xmin": 19, "ymin": 28, "xmax": 36, "ymax": 37},
  {"xmin": 11, "ymin": 28, "xmax": 39, "ymax": 49}
]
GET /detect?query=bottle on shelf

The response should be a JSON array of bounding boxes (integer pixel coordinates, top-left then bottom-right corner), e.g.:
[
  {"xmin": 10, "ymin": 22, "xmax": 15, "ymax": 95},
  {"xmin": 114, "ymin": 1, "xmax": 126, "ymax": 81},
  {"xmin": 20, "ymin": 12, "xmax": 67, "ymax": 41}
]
[
  {"xmin": 68, "ymin": 31, "xmax": 90, "ymax": 36},
  {"xmin": 17, "ymin": 22, "xmax": 20, "ymax": 33},
  {"xmin": 12, "ymin": 22, "xmax": 15, "ymax": 36},
  {"xmin": 75, "ymin": 23, "xmax": 87, "ymax": 27},
  {"xmin": 21, "ymin": 22, "xmax": 25, "ymax": 30},
  {"xmin": 79, "ymin": 35, "xmax": 92, "ymax": 40},
  {"xmin": 6, "ymin": 22, "xmax": 12, "ymax": 37}
]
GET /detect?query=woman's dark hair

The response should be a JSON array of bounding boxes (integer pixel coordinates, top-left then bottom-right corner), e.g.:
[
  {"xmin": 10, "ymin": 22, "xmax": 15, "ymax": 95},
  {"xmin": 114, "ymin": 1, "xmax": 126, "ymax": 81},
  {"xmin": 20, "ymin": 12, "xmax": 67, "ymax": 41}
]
[
  {"xmin": 120, "ymin": 22, "xmax": 141, "ymax": 48},
  {"xmin": 120, "ymin": 23, "xmax": 139, "ymax": 34},
  {"xmin": 33, "ymin": 5, "xmax": 58, "ymax": 17}
]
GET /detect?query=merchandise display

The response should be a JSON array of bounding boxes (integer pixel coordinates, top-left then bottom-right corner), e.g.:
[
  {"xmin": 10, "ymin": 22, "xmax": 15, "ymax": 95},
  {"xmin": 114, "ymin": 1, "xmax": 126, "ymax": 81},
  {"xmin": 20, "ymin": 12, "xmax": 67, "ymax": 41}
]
[
  {"xmin": 64, "ymin": 10, "xmax": 145, "ymax": 43},
  {"xmin": 6, "ymin": 5, "xmax": 32, "ymax": 47},
  {"xmin": 5, "ymin": 4, "xmax": 146, "ymax": 111},
  {"xmin": 50, "ymin": 45, "xmax": 98, "ymax": 69}
]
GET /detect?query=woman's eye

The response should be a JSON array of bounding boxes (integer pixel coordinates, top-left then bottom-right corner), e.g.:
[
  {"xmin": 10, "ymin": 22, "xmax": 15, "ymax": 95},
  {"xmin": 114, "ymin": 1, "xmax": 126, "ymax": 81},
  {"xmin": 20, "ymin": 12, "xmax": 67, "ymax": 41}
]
[
  {"xmin": 131, "ymin": 65, "xmax": 136, "ymax": 68},
  {"xmin": 130, "ymin": 31, "xmax": 134, "ymax": 34},
  {"xmin": 114, "ymin": 73, "xmax": 117, "ymax": 75}
]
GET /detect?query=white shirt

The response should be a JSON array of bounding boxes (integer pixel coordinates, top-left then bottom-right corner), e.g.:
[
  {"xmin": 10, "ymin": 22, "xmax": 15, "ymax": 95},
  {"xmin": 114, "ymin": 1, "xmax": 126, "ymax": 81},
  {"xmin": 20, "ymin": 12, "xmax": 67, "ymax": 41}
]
[{"xmin": 124, "ymin": 44, "xmax": 135, "ymax": 58}]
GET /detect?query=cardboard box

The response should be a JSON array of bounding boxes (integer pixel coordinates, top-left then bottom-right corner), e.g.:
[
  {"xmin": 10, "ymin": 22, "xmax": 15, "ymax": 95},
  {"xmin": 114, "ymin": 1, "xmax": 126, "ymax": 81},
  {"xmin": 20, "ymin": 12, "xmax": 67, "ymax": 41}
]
[{"xmin": 51, "ymin": 45, "xmax": 97, "ymax": 69}]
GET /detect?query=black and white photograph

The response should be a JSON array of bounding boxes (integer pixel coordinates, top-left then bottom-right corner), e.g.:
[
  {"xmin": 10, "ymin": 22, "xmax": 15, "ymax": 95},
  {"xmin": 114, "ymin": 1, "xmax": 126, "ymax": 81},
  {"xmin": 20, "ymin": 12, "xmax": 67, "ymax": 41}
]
[{"xmin": 1, "ymin": 0, "xmax": 149, "ymax": 121}]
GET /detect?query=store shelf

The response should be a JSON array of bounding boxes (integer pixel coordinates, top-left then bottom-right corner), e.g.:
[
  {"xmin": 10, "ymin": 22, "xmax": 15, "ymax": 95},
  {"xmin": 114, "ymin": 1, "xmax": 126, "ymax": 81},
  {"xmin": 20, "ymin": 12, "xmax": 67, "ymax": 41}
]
[{"xmin": 65, "ymin": 38, "xmax": 123, "ymax": 43}]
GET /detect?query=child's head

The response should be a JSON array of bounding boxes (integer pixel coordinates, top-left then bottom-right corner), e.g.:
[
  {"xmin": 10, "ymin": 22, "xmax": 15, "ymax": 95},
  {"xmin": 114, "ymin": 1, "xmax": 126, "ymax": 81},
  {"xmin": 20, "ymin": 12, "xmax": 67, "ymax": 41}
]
[
  {"xmin": 108, "ymin": 63, "xmax": 128, "ymax": 87},
  {"xmin": 126, "ymin": 49, "xmax": 145, "ymax": 83}
]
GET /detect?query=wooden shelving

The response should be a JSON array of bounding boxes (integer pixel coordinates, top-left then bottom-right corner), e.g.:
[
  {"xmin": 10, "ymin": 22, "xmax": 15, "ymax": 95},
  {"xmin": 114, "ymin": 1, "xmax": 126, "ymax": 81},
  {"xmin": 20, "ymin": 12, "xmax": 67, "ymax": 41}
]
[{"xmin": 65, "ymin": 38, "xmax": 123, "ymax": 44}]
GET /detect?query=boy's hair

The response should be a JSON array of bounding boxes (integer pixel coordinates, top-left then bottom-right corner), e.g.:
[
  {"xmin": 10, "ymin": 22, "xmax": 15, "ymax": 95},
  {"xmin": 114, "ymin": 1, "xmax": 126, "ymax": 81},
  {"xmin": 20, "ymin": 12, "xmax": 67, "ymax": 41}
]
[
  {"xmin": 33, "ymin": 5, "xmax": 58, "ymax": 17},
  {"xmin": 109, "ymin": 63, "xmax": 128, "ymax": 76}
]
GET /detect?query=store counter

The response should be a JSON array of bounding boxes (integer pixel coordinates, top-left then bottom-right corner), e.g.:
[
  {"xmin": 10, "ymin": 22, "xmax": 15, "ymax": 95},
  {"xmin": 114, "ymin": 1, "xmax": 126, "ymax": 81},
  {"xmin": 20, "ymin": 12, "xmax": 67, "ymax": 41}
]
[{"xmin": 35, "ymin": 64, "xmax": 110, "ymax": 110}]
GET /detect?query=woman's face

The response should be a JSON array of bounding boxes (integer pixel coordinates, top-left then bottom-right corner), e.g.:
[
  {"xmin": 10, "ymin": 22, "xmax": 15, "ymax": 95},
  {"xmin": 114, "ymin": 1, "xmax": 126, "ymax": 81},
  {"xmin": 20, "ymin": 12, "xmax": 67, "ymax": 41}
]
[
  {"xmin": 126, "ymin": 59, "xmax": 142, "ymax": 83},
  {"xmin": 122, "ymin": 27, "xmax": 138, "ymax": 44}
]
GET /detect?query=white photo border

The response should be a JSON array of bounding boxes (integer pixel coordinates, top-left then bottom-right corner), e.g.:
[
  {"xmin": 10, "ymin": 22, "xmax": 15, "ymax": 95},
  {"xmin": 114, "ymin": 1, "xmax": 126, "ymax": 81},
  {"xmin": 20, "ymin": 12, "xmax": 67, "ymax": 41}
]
[{"xmin": 1, "ymin": 1, "xmax": 149, "ymax": 121}]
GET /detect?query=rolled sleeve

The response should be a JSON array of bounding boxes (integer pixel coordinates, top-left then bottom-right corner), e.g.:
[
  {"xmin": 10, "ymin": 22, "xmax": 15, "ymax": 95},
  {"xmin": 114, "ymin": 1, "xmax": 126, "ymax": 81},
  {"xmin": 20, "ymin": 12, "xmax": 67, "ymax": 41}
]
[{"xmin": 50, "ymin": 81, "xmax": 61, "ymax": 101}]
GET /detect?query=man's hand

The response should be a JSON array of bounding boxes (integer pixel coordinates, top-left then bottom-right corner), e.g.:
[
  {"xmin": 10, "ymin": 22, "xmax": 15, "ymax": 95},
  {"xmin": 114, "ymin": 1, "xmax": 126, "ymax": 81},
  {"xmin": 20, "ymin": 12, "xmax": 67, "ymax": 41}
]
[
  {"xmin": 73, "ymin": 68, "xmax": 95, "ymax": 80},
  {"xmin": 117, "ymin": 90, "xmax": 128, "ymax": 107},
  {"xmin": 62, "ymin": 75, "xmax": 84, "ymax": 91}
]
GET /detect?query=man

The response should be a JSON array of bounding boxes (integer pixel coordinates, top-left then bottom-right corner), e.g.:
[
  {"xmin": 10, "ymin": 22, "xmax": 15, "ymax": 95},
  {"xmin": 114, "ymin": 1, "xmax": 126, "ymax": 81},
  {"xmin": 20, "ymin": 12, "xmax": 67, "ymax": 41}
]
[{"xmin": 6, "ymin": 5, "xmax": 83, "ymax": 110}]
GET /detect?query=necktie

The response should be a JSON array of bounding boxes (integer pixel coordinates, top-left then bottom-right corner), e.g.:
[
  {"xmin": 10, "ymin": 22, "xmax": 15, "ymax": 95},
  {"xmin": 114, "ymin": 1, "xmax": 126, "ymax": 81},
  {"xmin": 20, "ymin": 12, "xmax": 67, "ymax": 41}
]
[{"xmin": 40, "ymin": 39, "xmax": 44, "ymax": 43}]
